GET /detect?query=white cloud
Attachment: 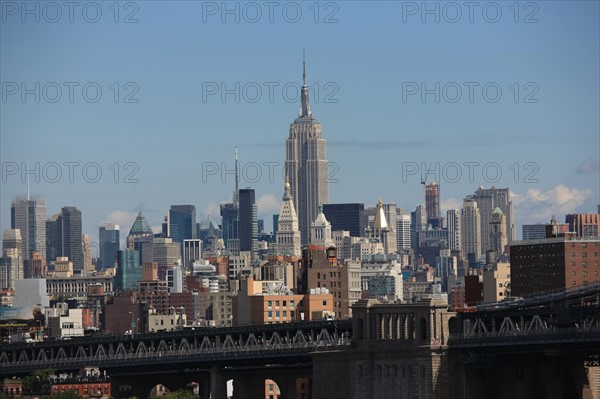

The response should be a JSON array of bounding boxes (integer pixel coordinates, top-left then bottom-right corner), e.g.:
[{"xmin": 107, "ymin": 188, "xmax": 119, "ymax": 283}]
[
  {"xmin": 512, "ymin": 184, "xmax": 594, "ymax": 225},
  {"xmin": 576, "ymin": 157, "xmax": 599, "ymax": 174},
  {"xmin": 257, "ymin": 194, "xmax": 280, "ymax": 217},
  {"xmin": 202, "ymin": 201, "xmax": 221, "ymax": 220},
  {"xmin": 101, "ymin": 210, "xmax": 138, "ymax": 231},
  {"xmin": 440, "ymin": 198, "xmax": 462, "ymax": 212}
]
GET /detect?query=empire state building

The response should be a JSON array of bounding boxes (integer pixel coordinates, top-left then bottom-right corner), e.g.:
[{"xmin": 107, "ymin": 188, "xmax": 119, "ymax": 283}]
[{"xmin": 285, "ymin": 56, "xmax": 329, "ymax": 245}]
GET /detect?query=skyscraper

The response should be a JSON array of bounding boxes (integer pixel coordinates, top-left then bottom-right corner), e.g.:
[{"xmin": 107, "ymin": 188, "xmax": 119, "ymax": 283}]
[
  {"xmin": 489, "ymin": 207, "xmax": 507, "ymax": 255},
  {"xmin": 46, "ymin": 206, "xmax": 83, "ymax": 272},
  {"xmin": 169, "ymin": 205, "xmax": 198, "ymax": 247},
  {"xmin": 99, "ymin": 224, "xmax": 120, "ymax": 270},
  {"xmin": 425, "ymin": 182, "xmax": 440, "ymax": 227},
  {"xmin": 395, "ymin": 208, "xmax": 411, "ymax": 251},
  {"xmin": 322, "ymin": 203, "xmax": 365, "ymax": 238},
  {"xmin": 471, "ymin": 187, "xmax": 515, "ymax": 251},
  {"xmin": 461, "ymin": 198, "xmax": 481, "ymax": 261},
  {"xmin": 11, "ymin": 195, "xmax": 46, "ymax": 260},
  {"xmin": 285, "ymin": 54, "xmax": 329, "ymax": 244},
  {"xmin": 446, "ymin": 209, "xmax": 461, "ymax": 251},
  {"xmin": 221, "ymin": 148, "xmax": 240, "ymax": 252},
  {"xmin": 276, "ymin": 178, "xmax": 302, "ymax": 257},
  {"xmin": 238, "ymin": 188, "xmax": 258, "ymax": 258}
]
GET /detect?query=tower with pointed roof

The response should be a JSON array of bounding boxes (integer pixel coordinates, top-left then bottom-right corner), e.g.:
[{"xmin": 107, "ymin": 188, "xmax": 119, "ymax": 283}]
[
  {"xmin": 285, "ymin": 52, "xmax": 329, "ymax": 245},
  {"xmin": 366, "ymin": 199, "xmax": 396, "ymax": 255},
  {"xmin": 311, "ymin": 204, "xmax": 334, "ymax": 247},
  {"xmin": 276, "ymin": 178, "xmax": 302, "ymax": 258}
]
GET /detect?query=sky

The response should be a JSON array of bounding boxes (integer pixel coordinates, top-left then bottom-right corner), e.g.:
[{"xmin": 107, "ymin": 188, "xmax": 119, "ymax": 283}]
[{"xmin": 1, "ymin": 0, "xmax": 599, "ymax": 250}]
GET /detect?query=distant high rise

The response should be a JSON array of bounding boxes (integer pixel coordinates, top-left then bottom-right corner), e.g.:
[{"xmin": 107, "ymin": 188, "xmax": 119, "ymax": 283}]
[
  {"xmin": 127, "ymin": 211, "xmax": 154, "ymax": 264},
  {"xmin": 471, "ymin": 187, "xmax": 515, "ymax": 251},
  {"xmin": 99, "ymin": 224, "xmax": 120, "ymax": 270},
  {"xmin": 565, "ymin": 213, "xmax": 600, "ymax": 237},
  {"xmin": 115, "ymin": 249, "xmax": 141, "ymax": 291},
  {"xmin": 24, "ymin": 251, "xmax": 46, "ymax": 278},
  {"xmin": 169, "ymin": 205, "xmax": 197, "ymax": 248},
  {"xmin": 446, "ymin": 209, "xmax": 461, "ymax": 251},
  {"xmin": 276, "ymin": 179, "xmax": 302, "ymax": 257},
  {"xmin": 221, "ymin": 148, "xmax": 240, "ymax": 252},
  {"xmin": 425, "ymin": 182, "xmax": 440, "ymax": 227},
  {"xmin": 2, "ymin": 229, "xmax": 22, "ymax": 260},
  {"xmin": 238, "ymin": 188, "xmax": 258, "ymax": 258},
  {"xmin": 46, "ymin": 207, "xmax": 83, "ymax": 272},
  {"xmin": 461, "ymin": 198, "xmax": 481, "ymax": 261},
  {"xmin": 285, "ymin": 54, "xmax": 328, "ymax": 244},
  {"xmin": 489, "ymin": 208, "xmax": 508, "ymax": 255},
  {"xmin": 410, "ymin": 204, "xmax": 427, "ymax": 252},
  {"xmin": 82, "ymin": 234, "xmax": 94, "ymax": 274},
  {"xmin": 11, "ymin": 195, "xmax": 46, "ymax": 260},
  {"xmin": 395, "ymin": 208, "xmax": 411, "ymax": 251},
  {"xmin": 522, "ymin": 224, "xmax": 547, "ymax": 240},
  {"xmin": 183, "ymin": 239, "xmax": 203, "ymax": 270},
  {"xmin": 322, "ymin": 203, "xmax": 365, "ymax": 237},
  {"xmin": 1, "ymin": 229, "xmax": 23, "ymax": 288}
]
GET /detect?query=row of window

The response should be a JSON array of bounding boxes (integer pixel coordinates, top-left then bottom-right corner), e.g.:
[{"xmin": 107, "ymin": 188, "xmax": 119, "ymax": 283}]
[{"xmin": 267, "ymin": 300, "xmax": 295, "ymax": 308}]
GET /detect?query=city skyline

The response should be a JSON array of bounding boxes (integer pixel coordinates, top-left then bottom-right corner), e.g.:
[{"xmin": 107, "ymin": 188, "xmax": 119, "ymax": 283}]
[{"xmin": 1, "ymin": 2, "xmax": 599, "ymax": 246}]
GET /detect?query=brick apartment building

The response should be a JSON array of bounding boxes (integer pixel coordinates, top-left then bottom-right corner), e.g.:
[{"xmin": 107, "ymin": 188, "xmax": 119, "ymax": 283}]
[{"xmin": 510, "ymin": 237, "xmax": 600, "ymax": 296}]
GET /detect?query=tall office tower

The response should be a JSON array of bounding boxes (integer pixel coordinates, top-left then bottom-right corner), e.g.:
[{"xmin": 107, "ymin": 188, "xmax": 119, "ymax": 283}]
[
  {"xmin": 461, "ymin": 198, "xmax": 481, "ymax": 261},
  {"xmin": 45, "ymin": 214, "xmax": 59, "ymax": 264},
  {"xmin": 322, "ymin": 203, "xmax": 365, "ymax": 238},
  {"xmin": 2, "ymin": 229, "xmax": 22, "ymax": 260},
  {"xmin": 382, "ymin": 203, "xmax": 398, "ymax": 251},
  {"xmin": 285, "ymin": 55, "xmax": 328, "ymax": 244},
  {"xmin": 1, "ymin": 229, "xmax": 23, "ymax": 287},
  {"xmin": 127, "ymin": 211, "xmax": 154, "ymax": 264},
  {"xmin": 115, "ymin": 249, "xmax": 141, "ymax": 291},
  {"xmin": 471, "ymin": 187, "xmax": 515, "ymax": 251},
  {"xmin": 183, "ymin": 239, "xmax": 203, "ymax": 270},
  {"xmin": 150, "ymin": 237, "xmax": 180, "ymax": 280},
  {"xmin": 99, "ymin": 224, "xmax": 120, "ymax": 270},
  {"xmin": 221, "ymin": 148, "xmax": 240, "ymax": 252},
  {"xmin": 0, "ymin": 248, "xmax": 22, "ymax": 290},
  {"xmin": 82, "ymin": 234, "xmax": 94, "ymax": 274},
  {"xmin": 169, "ymin": 205, "xmax": 197, "ymax": 248},
  {"xmin": 311, "ymin": 204, "xmax": 334, "ymax": 248},
  {"xmin": 410, "ymin": 203, "xmax": 427, "ymax": 253},
  {"xmin": 46, "ymin": 207, "xmax": 83, "ymax": 272},
  {"xmin": 395, "ymin": 208, "xmax": 411, "ymax": 251},
  {"xmin": 11, "ymin": 195, "xmax": 46, "ymax": 260},
  {"xmin": 276, "ymin": 179, "xmax": 302, "ymax": 257},
  {"xmin": 425, "ymin": 182, "xmax": 441, "ymax": 227},
  {"xmin": 238, "ymin": 188, "xmax": 258, "ymax": 258},
  {"xmin": 446, "ymin": 209, "xmax": 462, "ymax": 251},
  {"xmin": 489, "ymin": 208, "xmax": 508, "ymax": 255}
]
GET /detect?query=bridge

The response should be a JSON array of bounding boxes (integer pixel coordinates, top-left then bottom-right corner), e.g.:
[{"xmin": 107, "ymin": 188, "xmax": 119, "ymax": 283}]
[
  {"xmin": 1, "ymin": 283, "xmax": 599, "ymax": 399},
  {"xmin": 0, "ymin": 320, "xmax": 351, "ymax": 398}
]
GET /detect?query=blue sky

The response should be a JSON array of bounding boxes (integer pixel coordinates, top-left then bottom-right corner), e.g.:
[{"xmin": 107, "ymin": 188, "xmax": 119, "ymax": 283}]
[{"xmin": 1, "ymin": 0, "xmax": 599, "ymax": 247}]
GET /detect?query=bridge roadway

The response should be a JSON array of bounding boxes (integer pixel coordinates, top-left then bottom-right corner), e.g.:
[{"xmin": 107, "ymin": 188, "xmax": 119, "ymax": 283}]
[{"xmin": 0, "ymin": 320, "xmax": 353, "ymax": 375}]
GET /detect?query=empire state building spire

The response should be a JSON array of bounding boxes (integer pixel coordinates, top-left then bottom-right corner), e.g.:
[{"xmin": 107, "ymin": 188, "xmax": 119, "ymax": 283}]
[
  {"xmin": 299, "ymin": 49, "xmax": 312, "ymax": 118},
  {"xmin": 286, "ymin": 52, "xmax": 328, "ymax": 245}
]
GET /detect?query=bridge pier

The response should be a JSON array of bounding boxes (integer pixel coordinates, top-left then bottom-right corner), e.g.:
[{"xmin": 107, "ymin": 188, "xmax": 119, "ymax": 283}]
[{"xmin": 210, "ymin": 366, "xmax": 228, "ymax": 399}]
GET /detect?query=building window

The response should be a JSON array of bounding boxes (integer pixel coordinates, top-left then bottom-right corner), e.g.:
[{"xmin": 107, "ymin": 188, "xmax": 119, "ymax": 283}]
[
  {"xmin": 267, "ymin": 311, "xmax": 272, "ymax": 319},
  {"xmin": 583, "ymin": 252, "xmax": 588, "ymax": 258},
  {"xmin": 267, "ymin": 301, "xmax": 272, "ymax": 308},
  {"xmin": 275, "ymin": 311, "xmax": 280, "ymax": 318},
  {"xmin": 290, "ymin": 300, "xmax": 295, "ymax": 308},
  {"xmin": 322, "ymin": 300, "xmax": 327, "ymax": 306}
]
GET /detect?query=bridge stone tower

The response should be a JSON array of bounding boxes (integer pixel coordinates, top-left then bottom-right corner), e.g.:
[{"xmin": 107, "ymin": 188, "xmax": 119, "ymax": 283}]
[{"xmin": 312, "ymin": 298, "xmax": 458, "ymax": 399}]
